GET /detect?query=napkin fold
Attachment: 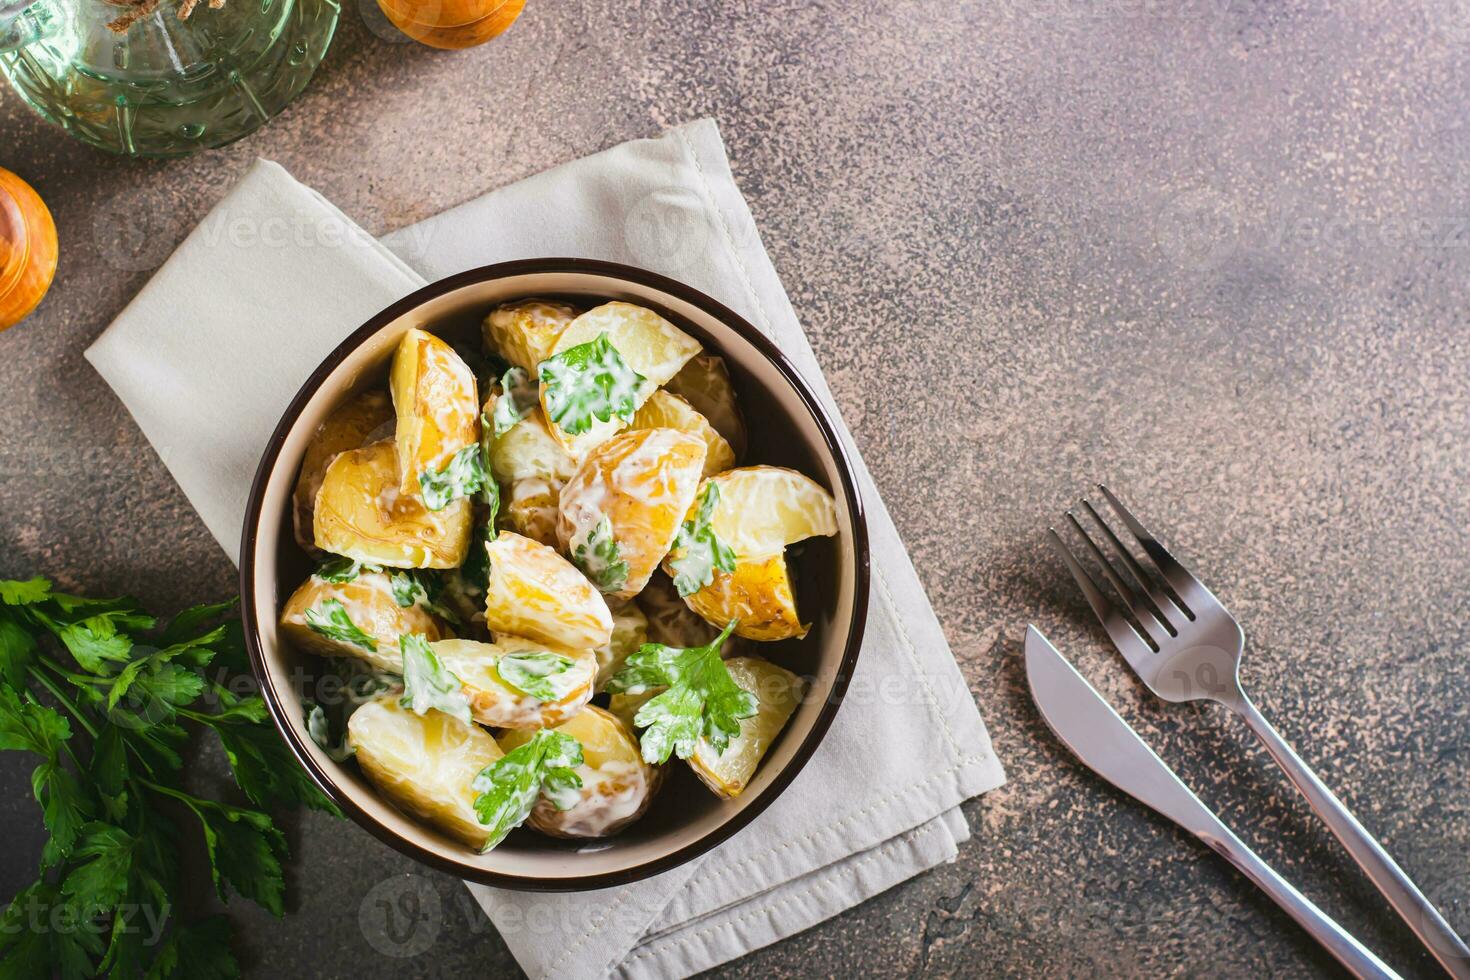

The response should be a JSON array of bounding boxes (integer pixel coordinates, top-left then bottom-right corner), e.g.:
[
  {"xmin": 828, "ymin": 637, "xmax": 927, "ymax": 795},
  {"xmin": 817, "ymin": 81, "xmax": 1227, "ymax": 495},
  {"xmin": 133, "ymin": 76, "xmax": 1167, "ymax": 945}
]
[{"xmin": 86, "ymin": 120, "xmax": 1006, "ymax": 979}]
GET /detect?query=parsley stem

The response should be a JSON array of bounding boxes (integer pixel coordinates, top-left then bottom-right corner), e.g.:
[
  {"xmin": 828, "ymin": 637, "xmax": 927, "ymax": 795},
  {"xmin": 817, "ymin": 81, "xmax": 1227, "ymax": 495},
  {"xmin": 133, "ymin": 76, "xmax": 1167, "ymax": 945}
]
[{"xmin": 28, "ymin": 664, "xmax": 99, "ymax": 739}]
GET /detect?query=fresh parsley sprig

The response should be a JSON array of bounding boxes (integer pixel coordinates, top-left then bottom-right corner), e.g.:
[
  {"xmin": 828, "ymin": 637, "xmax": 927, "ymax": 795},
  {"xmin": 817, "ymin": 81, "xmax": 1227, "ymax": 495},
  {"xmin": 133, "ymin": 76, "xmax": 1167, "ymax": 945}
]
[
  {"xmin": 397, "ymin": 634, "xmax": 472, "ymax": 725},
  {"xmin": 303, "ymin": 599, "xmax": 377, "ymax": 652},
  {"xmin": 667, "ymin": 484, "xmax": 737, "ymax": 596},
  {"xmin": 572, "ymin": 516, "xmax": 629, "ymax": 593},
  {"xmin": 470, "ymin": 730, "xmax": 583, "ymax": 851},
  {"xmin": 606, "ymin": 620, "xmax": 755, "ymax": 764},
  {"xmin": 0, "ymin": 576, "xmax": 338, "ymax": 978},
  {"xmin": 496, "ymin": 651, "xmax": 576, "ymax": 702},
  {"xmin": 538, "ymin": 333, "xmax": 646, "ymax": 436}
]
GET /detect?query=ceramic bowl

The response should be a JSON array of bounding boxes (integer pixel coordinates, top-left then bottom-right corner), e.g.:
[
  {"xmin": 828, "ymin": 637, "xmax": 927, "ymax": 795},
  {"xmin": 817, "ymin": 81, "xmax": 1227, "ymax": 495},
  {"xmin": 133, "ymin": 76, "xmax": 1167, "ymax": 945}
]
[{"xmin": 240, "ymin": 258, "xmax": 869, "ymax": 890}]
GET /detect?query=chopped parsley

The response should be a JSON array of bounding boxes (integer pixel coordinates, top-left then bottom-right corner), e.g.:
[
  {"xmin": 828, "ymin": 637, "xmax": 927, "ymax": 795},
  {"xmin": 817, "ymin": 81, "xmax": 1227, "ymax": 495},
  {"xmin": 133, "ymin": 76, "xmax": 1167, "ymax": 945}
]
[
  {"xmin": 572, "ymin": 516, "xmax": 629, "ymax": 593},
  {"xmin": 471, "ymin": 730, "xmax": 583, "ymax": 852},
  {"xmin": 538, "ymin": 333, "xmax": 645, "ymax": 436},
  {"xmin": 496, "ymin": 651, "xmax": 576, "ymax": 702},
  {"xmin": 490, "ymin": 366, "xmax": 538, "ymax": 438},
  {"xmin": 606, "ymin": 620, "xmax": 755, "ymax": 764},
  {"xmin": 397, "ymin": 634, "xmax": 472, "ymax": 725},
  {"xmin": 388, "ymin": 570, "xmax": 461, "ymax": 625},
  {"xmin": 303, "ymin": 599, "xmax": 377, "ymax": 653},
  {"xmin": 667, "ymin": 484, "xmax": 737, "ymax": 596},
  {"xmin": 313, "ymin": 556, "xmax": 380, "ymax": 583},
  {"xmin": 418, "ymin": 444, "xmax": 488, "ymax": 511}
]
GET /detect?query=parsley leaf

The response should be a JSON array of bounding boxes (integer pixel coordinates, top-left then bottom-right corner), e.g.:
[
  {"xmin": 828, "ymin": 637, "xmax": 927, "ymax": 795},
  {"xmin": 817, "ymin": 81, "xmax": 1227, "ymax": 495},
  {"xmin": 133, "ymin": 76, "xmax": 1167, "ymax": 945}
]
[
  {"xmin": 471, "ymin": 730, "xmax": 583, "ymax": 851},
  {"xmin": 144, "ymin": 915, "xmax": 239, "ymax": 980},
  {"xmin": 572, "ymin": 516, "xmax": 629, "ymax": 593},
  {"xmin": 59, "ymin": 822, "xmax": 135, "ymax": 912},
  {"xmin": 313, "ymin": 556, "xmax": 379, "ymax": 584},
  {"xmin": 496, "ymin": 651, "xmax": 576, "ymax": 702},
  {"xmin": 182, "ymin": 798, "xmax": 287, "ymax": 916},
  {"xmin": 607, "ymin": 620, "xmax": 754, "ymax": 764},
  {"xmin": 538, "ymin": 333, "xmax": 646, "ymax": 436},
  {"xmin": 306, "ymin": 703, "xmax": 354, "ymax": 762},
  {"xmin": 388, "ymin": 570, "xmax": 461, "ymax": 625},
  {"xmin": 418, "ymin": 444, "xmax": 487, "ymax": 511},
  {"xmin": 0, "ymin": 577, "xmax": 52, "ymax": 606},
  {"xmin": 490, "ymin": 366, "xmax": 538, "ymax": 438},
  {"xmin": 303, "ymin": 599, "xmax": 377, "ymax": 652},
  {"xmin": 667, "ymin": 484, "xmax": 738, "ymax": 596},
  {"xmin": 398, "ymin": 634, "xmax": 472, "ymax": 725},
  {"xmin": 0, "ymin": 608, "xmax": 37, "ymax": 691}
]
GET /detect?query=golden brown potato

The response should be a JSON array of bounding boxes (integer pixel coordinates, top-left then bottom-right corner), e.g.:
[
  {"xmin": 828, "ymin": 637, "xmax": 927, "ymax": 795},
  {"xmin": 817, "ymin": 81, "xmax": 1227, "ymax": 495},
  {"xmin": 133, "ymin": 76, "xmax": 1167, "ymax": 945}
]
[
  {"xmin": 664, "ymin": 353, "xmax": 746, "ymax": 459},
  {"xmin": 683, "ymin": 553, "xmax": 807, "ymax": 641},
  {"xmin": 481, "ymin": 299, "xmax": 578, "ymax": 375},
  {"xmin": 482, "ymin": 531, "xmax": 613, "ymax": 649},
  {"xmin": 390, "ymin": 327, "xmax": 480, "ymax": 497},
  {"xmin": 628, "ymin": 390, "xmax": 736, "ymax": 478},
  {"xmin": 556, "ymin": 428, "xmax": 706, "ymax": 599},
  {"xmin": 314, "ymin": 441, "xmax": 472, "ymax": 568},
  {"xmin": 688, "ymin": 658, "xmax": 803, "ymax": 798},
  {"xmin": 347, "ymin": 696, "xmax": 504, "ymax": 849},
  {"xmin": 433, "ymin": 636, "xmax": 596, "ymax": 729},
  {"xmin": 498, "ymin": 706, "xmax": 660, "ymax": 839},
  {"xmin": 292, "ymin": 390, "xmax": 394, "ymax": 551},
  {"xmin": 279, "ymin": 571, "xmax": 451, "ymax": 672}
]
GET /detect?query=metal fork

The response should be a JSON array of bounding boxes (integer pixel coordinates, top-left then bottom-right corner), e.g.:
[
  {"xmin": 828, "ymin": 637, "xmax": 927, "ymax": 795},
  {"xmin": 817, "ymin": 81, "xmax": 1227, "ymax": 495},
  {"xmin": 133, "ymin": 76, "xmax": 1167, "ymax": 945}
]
[{"xmin": 1049, "ymin": 485, "xmax": 1470, "ymax": 979}]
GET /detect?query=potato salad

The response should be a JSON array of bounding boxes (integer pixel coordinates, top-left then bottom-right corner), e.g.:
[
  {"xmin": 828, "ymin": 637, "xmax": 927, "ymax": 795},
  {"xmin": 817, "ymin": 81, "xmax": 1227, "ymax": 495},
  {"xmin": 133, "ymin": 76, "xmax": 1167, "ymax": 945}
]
[{"xmin": 283, "ymin": 300, "xmax": 838, "ymax": 852}]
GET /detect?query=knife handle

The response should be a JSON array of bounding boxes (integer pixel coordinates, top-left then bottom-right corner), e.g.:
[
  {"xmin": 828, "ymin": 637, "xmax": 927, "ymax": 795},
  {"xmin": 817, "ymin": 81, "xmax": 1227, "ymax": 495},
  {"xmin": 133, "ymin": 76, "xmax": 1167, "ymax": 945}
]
[
  {"xmin": 1235, "ymin": 695, "xmax": 1470, "ymax": 979},
  {"xmin": 1200, "ymin": 821, "xmax": 1402, "ymax": 980}
]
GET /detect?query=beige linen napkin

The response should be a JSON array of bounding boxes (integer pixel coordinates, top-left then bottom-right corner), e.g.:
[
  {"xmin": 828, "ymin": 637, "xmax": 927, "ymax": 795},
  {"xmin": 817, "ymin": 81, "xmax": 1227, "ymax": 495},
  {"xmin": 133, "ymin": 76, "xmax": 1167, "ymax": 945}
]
[{"xmin": 86, "ymin": 120, "xmax": 1006, "ymax": 979}]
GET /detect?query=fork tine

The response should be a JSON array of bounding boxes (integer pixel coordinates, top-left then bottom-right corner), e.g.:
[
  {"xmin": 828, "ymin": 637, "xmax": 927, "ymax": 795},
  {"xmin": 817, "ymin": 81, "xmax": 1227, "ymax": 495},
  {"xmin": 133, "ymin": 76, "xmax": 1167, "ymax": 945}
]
[
  {"xmin": 1077, "ymin": 499, "xmax": 1187, "ymax": 630},
  {"xmin": 1046, "ymin": 528, "xmax": 1157, "ymax": 663},
  {"xmin": 1097, "ymin": 484, "xmax": 1201, "ymax": 617},
  {"xmin": 1064, "ymin": 510, "xmax": 1174, "ymax": 642}
]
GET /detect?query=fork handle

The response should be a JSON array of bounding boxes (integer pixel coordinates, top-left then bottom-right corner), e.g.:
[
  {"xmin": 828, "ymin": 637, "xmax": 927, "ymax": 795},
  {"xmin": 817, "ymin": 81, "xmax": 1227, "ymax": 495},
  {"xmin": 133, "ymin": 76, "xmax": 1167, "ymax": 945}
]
[{"xmin": 1235, "ymin": 694, "xmax": 1470, "ymax": 979}]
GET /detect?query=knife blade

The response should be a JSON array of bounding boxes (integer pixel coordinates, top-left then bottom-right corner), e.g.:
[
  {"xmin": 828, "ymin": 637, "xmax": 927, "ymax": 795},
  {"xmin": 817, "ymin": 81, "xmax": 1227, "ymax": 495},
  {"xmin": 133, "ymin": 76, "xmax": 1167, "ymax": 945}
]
[{"xmin": 1024, "ymin": 625, "xmax": 1401, "ymax": 980}]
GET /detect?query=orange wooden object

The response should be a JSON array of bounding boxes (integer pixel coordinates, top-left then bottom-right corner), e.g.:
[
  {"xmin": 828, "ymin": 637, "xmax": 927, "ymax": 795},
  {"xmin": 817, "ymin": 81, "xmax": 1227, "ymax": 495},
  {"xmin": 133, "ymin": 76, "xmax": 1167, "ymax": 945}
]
[
  {"xmin": 376, "ymin": 0, "xmax": 526, "ymax": 49},
  {"xmin": 0, "ymin": 168, "xmax": 58, "ymax": 333}
]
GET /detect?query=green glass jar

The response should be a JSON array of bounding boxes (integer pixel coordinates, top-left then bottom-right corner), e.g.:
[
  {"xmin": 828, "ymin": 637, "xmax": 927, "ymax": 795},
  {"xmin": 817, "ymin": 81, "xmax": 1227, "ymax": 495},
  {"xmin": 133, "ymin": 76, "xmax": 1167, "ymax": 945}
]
[{"xmin": 0, "ymin": 0, "xmax": 339, "ymax": 157}]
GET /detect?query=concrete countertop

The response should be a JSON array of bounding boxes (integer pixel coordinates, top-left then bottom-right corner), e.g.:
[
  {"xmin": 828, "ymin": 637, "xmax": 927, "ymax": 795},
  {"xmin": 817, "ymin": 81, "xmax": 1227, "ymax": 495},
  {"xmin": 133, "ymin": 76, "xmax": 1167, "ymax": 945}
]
[{"xmin": 1, "ymin": 0, "xmax": 1467, "ymax": 976}]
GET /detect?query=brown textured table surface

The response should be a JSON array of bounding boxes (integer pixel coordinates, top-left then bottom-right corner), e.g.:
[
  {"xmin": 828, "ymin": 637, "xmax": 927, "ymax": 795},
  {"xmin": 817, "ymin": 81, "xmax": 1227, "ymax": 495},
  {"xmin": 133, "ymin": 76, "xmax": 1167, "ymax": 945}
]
[{"xmin": 3, "ymin": 1, "xmax": 1468, "ymax": 976}]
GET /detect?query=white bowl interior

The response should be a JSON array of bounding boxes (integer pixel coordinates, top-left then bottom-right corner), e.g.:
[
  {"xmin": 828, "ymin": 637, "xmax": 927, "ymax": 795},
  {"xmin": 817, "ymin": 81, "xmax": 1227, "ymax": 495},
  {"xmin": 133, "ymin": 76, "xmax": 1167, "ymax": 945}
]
[{"xmin": 246, "ymin": 270, "xmax": 860, "ymax": 884}]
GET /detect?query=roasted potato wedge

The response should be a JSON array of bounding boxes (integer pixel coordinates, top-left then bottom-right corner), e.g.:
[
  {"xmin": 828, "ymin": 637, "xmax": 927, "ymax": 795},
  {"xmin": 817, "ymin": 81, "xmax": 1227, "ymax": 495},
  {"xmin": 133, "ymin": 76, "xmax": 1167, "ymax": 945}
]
[
  {"xmin": 664, "ymin": 353, "xmax": 746, "ymax": 459},
  {"xmin": 292, "ymin": 390, "xmax": 394, "ymax": 551},
  {"xmin": 540, "ymin": 301, "xmax": 702, "ymax": 457},
  {"xmin": 683, "ymin": 553, "xmax": 807, "ymax": 641},
  {"xmin": 482, "ymin": 531, "xmax": 613, "ymax": 649},
  {"xmin": 556, "ymin": 428, "xmax": 707, "ymax": 599},
  {"xmin": 433, "ymin": 637, "xmax": 596, "ymax": 729},
  {"xmin": 390, "ymin": 327, "xmax": 480, "ymax": 497},
  {"xmin": 499, "ymin": 706, "xmax": 661, "ymax": 839},
  {"xmin": 280, "ymin": 570, "xmax": 450, "ymax": 672},
  {"xmin": 313, "ymin": 440, "xmax": 472, "ymax": 568},
  {"xmin": 594, "ymin": 599, "xmax": 649, "ymax": 692},
  {"xmin": 347, "ymin": 696, "xmax": 504, "ymax": 849},
  {"xmin": 481, "ymin": 299, "xmax": 578, "ymax": 376},
  {"xmin": 629, "ymin": 390, "xmax": 736, "ymax": 478},
  {"xmin": 688, "ymin": 658, "xmax": 803, "ymax": 798},
  {"xmin": 690, "ymin": 465, "xmax": 838, "ymax": 561}
]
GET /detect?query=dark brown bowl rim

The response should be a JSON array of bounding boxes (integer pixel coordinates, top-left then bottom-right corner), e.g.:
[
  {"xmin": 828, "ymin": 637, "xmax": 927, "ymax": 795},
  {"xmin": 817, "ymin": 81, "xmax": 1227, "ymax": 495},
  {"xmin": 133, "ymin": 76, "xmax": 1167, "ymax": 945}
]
[{"xmin": 240, "ymin": 257, "xmax": 871, "ymax": 891}]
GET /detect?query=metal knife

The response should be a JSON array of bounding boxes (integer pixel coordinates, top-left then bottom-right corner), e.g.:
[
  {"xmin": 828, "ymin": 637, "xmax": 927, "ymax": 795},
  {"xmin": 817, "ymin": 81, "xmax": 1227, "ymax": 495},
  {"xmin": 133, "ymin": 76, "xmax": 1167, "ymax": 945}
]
[{"xmin": 1024, "ymin": 625, "xmax": 1402, "ymax": 980}]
